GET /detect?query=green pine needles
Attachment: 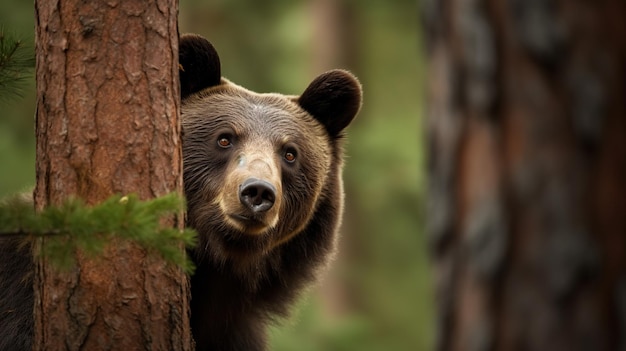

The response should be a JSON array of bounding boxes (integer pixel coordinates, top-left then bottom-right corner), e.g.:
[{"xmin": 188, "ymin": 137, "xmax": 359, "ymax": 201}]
[
  {"xmin": 0, "ymin": 28, "xmax": 34, "ymax": 101},
  {"xmin": 0, "ymin": 193, "xmax": 197, "ymax": 273}
]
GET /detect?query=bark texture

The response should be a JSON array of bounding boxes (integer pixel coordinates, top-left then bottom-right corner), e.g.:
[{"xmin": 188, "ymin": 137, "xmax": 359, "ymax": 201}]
[
  {"xmin": 33, "ymin": 0, "xmax": 191, "ymax": 349},
  {"xmin": 423, "ymin": 0, "xmax": 625, "ymax": 350}
]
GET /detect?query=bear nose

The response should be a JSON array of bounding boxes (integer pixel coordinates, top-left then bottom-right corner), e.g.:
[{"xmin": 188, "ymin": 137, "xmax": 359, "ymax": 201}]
[{"xmin": 239, "ymin": 178, "xmax": 276, "ymax": 213}]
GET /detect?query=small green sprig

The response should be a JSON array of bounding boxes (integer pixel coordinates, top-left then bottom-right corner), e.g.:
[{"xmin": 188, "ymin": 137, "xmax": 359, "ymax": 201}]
[
  {"xmin": 0, "ymin": 193, "xmax": 197, "ymax": 273},
  {"xmin": 0, "ymin": 27, "xmax": 35, "ymax": 101}
]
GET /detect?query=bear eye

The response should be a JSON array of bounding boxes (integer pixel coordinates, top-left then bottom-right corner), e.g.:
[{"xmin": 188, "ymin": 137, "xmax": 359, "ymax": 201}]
[
  {"xmin": 284, "ymin": 149, "xmax": 297, "ymax": 163},
  {"xmin": 217, "ymin": 135, "xmax": 232, "ymax": 148}
]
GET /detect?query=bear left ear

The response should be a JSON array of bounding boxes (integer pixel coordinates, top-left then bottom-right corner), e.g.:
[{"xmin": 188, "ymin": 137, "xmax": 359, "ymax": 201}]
[
  {"xmin": 298, "ymin": 70, "xmax": 362, "ymax": 137},
  {"xmin": 179, "ymin": 34, "xmax": 222, "ymax": 99}
]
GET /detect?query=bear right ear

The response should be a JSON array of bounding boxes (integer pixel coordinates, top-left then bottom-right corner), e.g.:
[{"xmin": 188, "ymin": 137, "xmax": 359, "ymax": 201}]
[
  {"xmin": 179, "ymin": 34, "xmax": 221, "ymax": 98},
  {"xmin": 298, "ymin": 70, "xmax": 362, "ymax": 138}
]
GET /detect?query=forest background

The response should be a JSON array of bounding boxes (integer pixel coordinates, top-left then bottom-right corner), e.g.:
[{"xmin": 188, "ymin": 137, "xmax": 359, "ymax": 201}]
[{"xmin": 0, "ymin": 0, "xmax": 430, "ymax": 350}]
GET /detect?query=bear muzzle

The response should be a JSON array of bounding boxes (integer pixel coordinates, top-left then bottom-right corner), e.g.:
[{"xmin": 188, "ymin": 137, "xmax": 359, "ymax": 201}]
[
  {"xmin": 221, "ymin": 153, "xmax": 282, "ymax": 235},
  {"xmin": 226, "ymin": 178, "xmax": 280, "ymax": 234}
]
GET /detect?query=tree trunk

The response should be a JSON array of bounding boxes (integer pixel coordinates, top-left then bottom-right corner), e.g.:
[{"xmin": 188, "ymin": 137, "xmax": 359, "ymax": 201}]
[
  {"xmin": 33, "ymin": 0, "xmax": 192, "ymax": 349},
  {"xmin": 423, "ymin": 0, "xmax": 625, "ymax": 350},
  {"xmin": 308, "ymin": 0, "xmax": 358, "ymax": 72}
]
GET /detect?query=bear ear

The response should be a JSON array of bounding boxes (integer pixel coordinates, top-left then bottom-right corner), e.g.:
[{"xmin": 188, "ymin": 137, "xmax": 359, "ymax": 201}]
[
  {"xmin": 179, "ymin": 34, "xmax": 221, "ymax": 99},
  {"xmin": 297, "ymin": 69, "xmax": 362, "ymax": 137}
]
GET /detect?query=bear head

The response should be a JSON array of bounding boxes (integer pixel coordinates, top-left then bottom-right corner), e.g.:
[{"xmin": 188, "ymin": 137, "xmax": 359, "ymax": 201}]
[{"xmin": 179, "ymin": 34, "xmax": 362, "ymax": 272}]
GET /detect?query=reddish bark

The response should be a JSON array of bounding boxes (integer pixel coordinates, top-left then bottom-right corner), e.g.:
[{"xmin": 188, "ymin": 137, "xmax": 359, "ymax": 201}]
[
  {"xmin": 424, "ymin": 0, "xmax": 625, "ymax": 350},
  {"xmin": 33, "ymin": 0, "xmax": 192, "ymax": 349}
]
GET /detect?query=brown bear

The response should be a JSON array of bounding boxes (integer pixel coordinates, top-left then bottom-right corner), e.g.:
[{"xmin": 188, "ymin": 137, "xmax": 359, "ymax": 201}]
[
  {"xmin": 180, "ymin": 34, "xmax": 361, "ymax": 350},
  {"xmin": 0, "ymin": 34, "xmax": 362, "ymax": 351}
]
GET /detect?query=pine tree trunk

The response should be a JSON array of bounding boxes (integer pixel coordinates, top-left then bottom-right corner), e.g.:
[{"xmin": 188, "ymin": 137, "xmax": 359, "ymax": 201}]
[
  {"xmin": 33, "ymin": 0, "xmax": 192, "ymax": 349},
  {"xmin": 308, "ymin": 0, "xmax": 358, "ymax": 72},
  {"xmin": 423, "ymin": 0, "xmax": 626, "ymax": 350}
]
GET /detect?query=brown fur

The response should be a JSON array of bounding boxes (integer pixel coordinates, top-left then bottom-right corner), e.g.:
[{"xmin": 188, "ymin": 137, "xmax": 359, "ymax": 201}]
[
  {"xmin": 0, "ymin": 236, "xmax": 34, "ymax": 351},
  {"xmin": 180, "ymin": 34, "xmax": 361, "ymax": 351}
]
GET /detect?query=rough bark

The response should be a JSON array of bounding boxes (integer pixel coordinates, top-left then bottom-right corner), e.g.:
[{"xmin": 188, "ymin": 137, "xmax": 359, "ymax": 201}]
[
  {"xmin": 33, "ymin": 0, "xmax": 191, "ymax": 349},
  {"xmin": 423, "ymin": 0, "xmax": 626, "ymax": 350}
]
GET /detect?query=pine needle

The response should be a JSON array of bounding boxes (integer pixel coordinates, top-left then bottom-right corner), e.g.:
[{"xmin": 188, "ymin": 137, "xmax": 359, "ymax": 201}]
[
  {"xmin": 0, "ymin": 27, "xmax": 35, "ymax": 102},
  {"xmin": 0, "ymin": 193, "xmax": 198, "ymax": 273}
]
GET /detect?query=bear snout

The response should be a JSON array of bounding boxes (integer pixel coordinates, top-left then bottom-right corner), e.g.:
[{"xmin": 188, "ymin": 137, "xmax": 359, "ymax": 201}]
[{"xmin": 239, "ymin": 178, "xmax": 276, "ymax": 213}]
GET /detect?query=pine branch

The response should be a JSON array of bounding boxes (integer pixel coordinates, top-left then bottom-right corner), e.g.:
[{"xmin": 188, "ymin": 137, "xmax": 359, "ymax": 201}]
[
  {"xmin": 0, "ymin": 27, "xmax": 35, "ymax": 102},
  {"xmin": 0, "ymin": 193, "xmax": 197, "ymax": 273}
]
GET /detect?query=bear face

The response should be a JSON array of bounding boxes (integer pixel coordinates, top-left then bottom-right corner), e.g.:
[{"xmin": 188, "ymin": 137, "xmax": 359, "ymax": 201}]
[
  {"xmin": 180, "ymin": 34, "xmax": 361, "ymax": 273},
  {"xmin": 183, "ymin": 89, "xmax": 334, "ymax": 264},
  {"xmin": 179, "ymin": 34, "xmax": 362, "ymax": 350}
]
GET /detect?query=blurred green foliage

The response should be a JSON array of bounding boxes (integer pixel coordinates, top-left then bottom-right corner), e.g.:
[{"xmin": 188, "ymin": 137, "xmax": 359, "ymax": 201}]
[
  {"xmin": 1, "ymin": 0, "xmax": 433, "ymax": 349},
  {"xmin": 0, "ymin": 0, "xmax": 36, "ymax": 199}
]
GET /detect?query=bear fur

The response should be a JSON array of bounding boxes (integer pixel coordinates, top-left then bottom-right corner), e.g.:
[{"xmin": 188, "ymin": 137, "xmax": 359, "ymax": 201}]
[
  {"xmin": 180, "ymin": 34, "xmax": 361, "ymax": 351},
  {"xmin": 0, "ymin": 34, "xmax": 361, "ymax": 351},
  {"xmin": 0, "ymin": 236, "xmax": 34, "ymax": 351}
]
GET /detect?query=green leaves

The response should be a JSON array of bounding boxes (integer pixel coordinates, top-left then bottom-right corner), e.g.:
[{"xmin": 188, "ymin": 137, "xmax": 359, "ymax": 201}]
[{"xmin": 0, "ymin": 193, "xmax": 197, "ymax": 273}]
